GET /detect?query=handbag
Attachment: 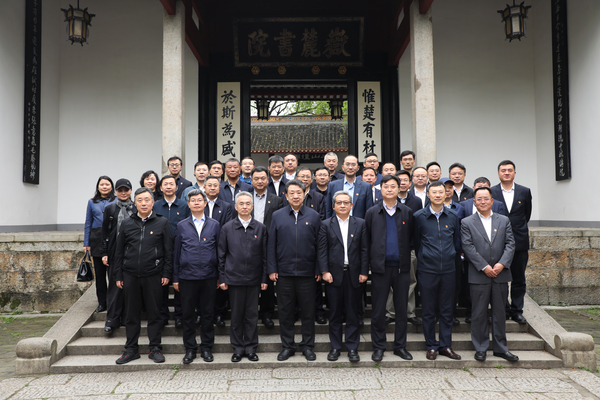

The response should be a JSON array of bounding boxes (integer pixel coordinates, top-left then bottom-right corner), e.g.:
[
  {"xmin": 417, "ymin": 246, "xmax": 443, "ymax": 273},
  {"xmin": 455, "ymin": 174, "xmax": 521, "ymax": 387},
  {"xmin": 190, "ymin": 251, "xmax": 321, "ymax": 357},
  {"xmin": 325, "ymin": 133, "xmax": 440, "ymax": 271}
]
[{"xmin": 76, "ymin": 250, "xmax": 95, "ymax": 282}]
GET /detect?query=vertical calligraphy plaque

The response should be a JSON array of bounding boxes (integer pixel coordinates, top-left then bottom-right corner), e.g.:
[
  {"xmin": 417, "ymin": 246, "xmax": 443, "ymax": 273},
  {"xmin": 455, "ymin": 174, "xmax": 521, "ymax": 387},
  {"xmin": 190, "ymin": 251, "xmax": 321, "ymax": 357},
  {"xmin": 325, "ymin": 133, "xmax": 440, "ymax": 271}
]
[
  {"xmin": 23, "ymin": 0, "xmax": 42, "ymax": 184},
  {"xmin": 357, "ymin": 82, "xmax": 382, "ymax": 161},
  {"xmin": 552, "ymin": 0, "xmax": 571, "ymax": 180},
  {"xmin": 216, "ymin": 82, "xmax": 241, "ymax": 162}
]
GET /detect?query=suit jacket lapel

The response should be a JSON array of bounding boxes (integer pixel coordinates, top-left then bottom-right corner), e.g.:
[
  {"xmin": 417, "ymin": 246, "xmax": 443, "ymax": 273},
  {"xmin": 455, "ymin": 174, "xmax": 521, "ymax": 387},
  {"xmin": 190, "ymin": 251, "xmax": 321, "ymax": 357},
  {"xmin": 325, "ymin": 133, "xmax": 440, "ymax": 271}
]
[
  {"xmin": 347, "ymin": 217, "xmax": 356, "ymax": 249},
  {"xmin": 473, "ymin": 215, "xmax": 491, "ymax": 245},
  {"xmin": 331, "ymin": 216, "xmax": 344, "ymax": 247},
  {"xmin": 490, "ymin": 213, "xmax": 500, "ymax": 244}
]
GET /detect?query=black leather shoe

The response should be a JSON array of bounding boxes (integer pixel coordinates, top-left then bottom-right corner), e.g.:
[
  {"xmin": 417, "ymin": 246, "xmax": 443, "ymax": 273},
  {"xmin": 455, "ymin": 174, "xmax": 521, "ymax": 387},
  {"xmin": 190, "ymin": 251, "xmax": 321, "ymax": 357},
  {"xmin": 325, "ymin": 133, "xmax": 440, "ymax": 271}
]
[
  {"xmin": 182, "ymin": 350, "xmax": 196, "ymax": 364},
  {"xmin": 277, "ymin": 349, "xmax": 295, "ymax": 361},
  {"xmin": 385, "ymin": 316, "xmax": 395, "ymax": 325},
  {"xmin": 465, "ymin": 316, "xmax": 472, "ymax": 323},
  {"xmin": 474, "ymin": 351, "xmax": 486, "ymax": 361},
  {"xmin": 359, "ymin": 318, "xmax": 364, "ymax": 327},
  {"xmin": 103, "ymin": 326, "xmax": 113, "ymax": 335},
  {"xmin": 348, "ymin": 350, "xmax": 360, "ymax": 362},
  {"xmin": 175, "ymin": 319, "xmax": 183, "ymax": 329},
  {"xmin": 263, "ymin": 317, "xmax": 274, "ymax": 328},
  {"xmin": 195, "ymin": 316, "xmax": 201, "ymax": 327},
  {"xmin": 372, "ymin": 349, "xmax": 384, "ymax": 362},
  {"xmin": 95, "ymin": 304, "xmax": 107, "ymax": 313},
  {"xmin": 393, "ymin": 348, "xmax": 413, "ymax": 360},
  {"xmin": 248, "ymin": 353, "xmax": 259, "ymax": 362},
  {"xmin": 201, "ymin": 350, "xmax": 214, "ymax": 362},
  {"xmin": 215, "ymin": 315, "xmax": 225, "ymax": 327},
  {"xmin": 453, "ymin": 318, "xmax": 460, "ymax": 325},
  {"xmin": 512, "ymin": 314, "xmax": 527, "ymax": 324},
  {"xmin": 327, "ymin": 349, "xmax": 341, "ymax": 361},
  {"xmin": 303, "ymin": 349, "xmax": 317, "ymax": 361},
  {"xmin": 148, "ymin": 348, "xmax": 165, "ymax": 363},
  {"xmin": 407, "ymin": 317, "xmax": 422, "ymax": 325},
  {"xmin": 493, "ymin": 351, "xmax": 519, "ymax": 362},
  {"xmin": 316, "ymin": 315, "xmax": 327, "ymax": 325},
  {"xmin": 231, "ymin": 353, "xmax": 242, "ymax": 362},
  {"xmin": 116, "ymin": 352, "xmax": 140, "ymax": 365}
]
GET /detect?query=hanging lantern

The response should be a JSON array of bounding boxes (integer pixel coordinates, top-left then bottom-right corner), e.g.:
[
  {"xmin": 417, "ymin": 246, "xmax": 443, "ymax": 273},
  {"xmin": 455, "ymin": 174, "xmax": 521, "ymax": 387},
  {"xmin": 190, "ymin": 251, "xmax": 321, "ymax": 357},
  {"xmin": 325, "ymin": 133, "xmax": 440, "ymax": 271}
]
[
  {"xmin": 61, "ymin": 1, "xmax": 95, "ymax": 46},
  {"xmin": 329, "ymin": 100, "xmax": 343, "ymax": 120},
  {"xmin": 256, "ymin": 99, "xmax": 270, "ymax": 120},
  {"xmin": 497, "ymin": 1, "xmax": 531, "ymax": 42}
]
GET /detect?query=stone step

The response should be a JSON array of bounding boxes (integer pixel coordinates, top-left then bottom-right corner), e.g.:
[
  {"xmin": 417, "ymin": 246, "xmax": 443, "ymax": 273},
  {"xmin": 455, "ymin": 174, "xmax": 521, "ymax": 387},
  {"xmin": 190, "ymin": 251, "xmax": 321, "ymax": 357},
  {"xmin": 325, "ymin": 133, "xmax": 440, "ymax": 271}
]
[
  {"xmin": 50, "ymin": 350, "xmax": 563, "ymax": 374},
  {"xmin": 82, "ymin": 318, "xmax": 528, "ymax": 337},
  {"xmin": 65, "ymin": 331, "xmax": 544, "ymax": 355}
]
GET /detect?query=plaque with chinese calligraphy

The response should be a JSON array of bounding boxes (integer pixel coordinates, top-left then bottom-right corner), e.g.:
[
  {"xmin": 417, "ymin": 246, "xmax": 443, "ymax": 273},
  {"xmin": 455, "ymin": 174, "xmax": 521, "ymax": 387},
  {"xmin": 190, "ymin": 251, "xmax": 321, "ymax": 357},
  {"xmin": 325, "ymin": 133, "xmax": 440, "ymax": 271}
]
[
  {"xmin": 357, "ymin": 82, "xmax": 382, "ymax": 161},
  {"xmin": 216, "ymin": 82, "xmax": 241, "ymax": 162},
  {"xmin": 234, "ymin": 18, "xmax": 363, "ymax": 67}
]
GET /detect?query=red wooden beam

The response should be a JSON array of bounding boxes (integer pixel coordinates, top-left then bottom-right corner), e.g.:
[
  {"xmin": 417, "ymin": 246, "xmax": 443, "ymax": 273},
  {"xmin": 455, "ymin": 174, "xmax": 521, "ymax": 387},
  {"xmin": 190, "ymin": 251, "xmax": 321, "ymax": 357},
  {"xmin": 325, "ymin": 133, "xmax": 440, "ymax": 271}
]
[
  {"xmin": 184, "ymin": 0, "xmax": 209, "ymax": 66},
  {"xmin": 160, "ymin": 0, "xmax": 176, "ymax": 15},
  {"xmin": 389, "ymin": 1, "xmax": 411, "ymax": 65},
  {"xmin": 419, "ymin": 0, "xmax": 434, "ymax": 14}
]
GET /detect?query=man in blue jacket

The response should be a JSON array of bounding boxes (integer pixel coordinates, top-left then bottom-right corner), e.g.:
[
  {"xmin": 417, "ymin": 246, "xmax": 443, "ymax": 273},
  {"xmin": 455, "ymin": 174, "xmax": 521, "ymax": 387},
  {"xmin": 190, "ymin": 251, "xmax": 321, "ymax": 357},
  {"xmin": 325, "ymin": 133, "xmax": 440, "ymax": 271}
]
[
  {"xmin": 267, "ymin": 179, "xmax": 322, "ymax": 361},
  {"xmin": 413, "ymin": 181, "xmax": 461, "ymax": 361},
  {"xmin": 173, "ymin": 189, "xmax": 221, "ymax": 364}
]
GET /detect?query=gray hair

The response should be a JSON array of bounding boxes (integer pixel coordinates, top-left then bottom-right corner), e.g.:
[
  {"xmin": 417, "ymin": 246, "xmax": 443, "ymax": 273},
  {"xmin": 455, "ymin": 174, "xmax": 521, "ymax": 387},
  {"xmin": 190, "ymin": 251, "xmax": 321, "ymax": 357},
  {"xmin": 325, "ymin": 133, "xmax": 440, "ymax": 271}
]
[
  {"xmin": 235, "ymin": 191, "xmax": 253, "ymax": 204},
  {"xmin": 324, "ymin": 152, "xmax": 338, "ymax": 163},
  {"xmin": 187, "ymin": 189, "xmax": 207, "ymax": 202},
  {"xmin": 285, "ymin": 179, "xmax": 306, "ymax": 193},
  {"xmin": 134, "ymin": 187, "xmax": 153, "ymax": 200},
  {"xmin": 332, "ymin": 190, "xmax": 353, "ymax": 205}
]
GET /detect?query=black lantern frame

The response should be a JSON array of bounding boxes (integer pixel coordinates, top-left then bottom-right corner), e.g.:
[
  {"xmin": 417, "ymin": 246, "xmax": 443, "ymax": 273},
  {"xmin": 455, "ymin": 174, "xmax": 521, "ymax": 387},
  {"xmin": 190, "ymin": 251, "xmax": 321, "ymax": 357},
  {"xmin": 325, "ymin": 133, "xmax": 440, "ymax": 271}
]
[
  {"xmin": 329, "ymin": 100, "xmax": 343, "ymax": 120},
  {"xmin": 61, "ymin": 0, "xmax": 95, "ymax": 46},
  {"xmin": 256, "ymin": 99, "xmax": 271, "ymax": 120},
  {"xmin": 498, "ymin": 1, "xmax": 531, "ymax": 42}
]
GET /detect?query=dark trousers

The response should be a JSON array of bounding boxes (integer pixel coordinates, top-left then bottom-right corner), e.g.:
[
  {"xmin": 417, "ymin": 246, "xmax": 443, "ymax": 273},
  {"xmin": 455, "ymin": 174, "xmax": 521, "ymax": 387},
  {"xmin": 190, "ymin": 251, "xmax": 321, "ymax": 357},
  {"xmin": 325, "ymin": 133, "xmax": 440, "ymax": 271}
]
[
  {"xmin": 259, "ymin": 280, "xmax": 275, "ymax": 319},
  {"xmin": 315, "ymin": 281, "xmax": 326, "ymax": 318},
  {"xmin": 229, "ymin": 285, "xmax": 260, "ymax": 354},
  {"xmin": 453, "ymin": 254, "xmax": 464, "ymax": 318},
  {"xmin": 506, "ymin": 250, "xmax": 528, "ymax": 317},
  {"xmin": 371, "ymin": 268, "xmax": 410, "ymax": 351},
  {"xmin": 277, "ymin": 276, "xmax": 315, "ymax": 351},
  {"xmin": 105, "ymin": 262, "xmax": 123, "ymax": 328},
  {"xmin": 326, "ymin": 270, "xmax": 362, "ymax": 351},
  {"xmin": 214, "ymin": 287, "xmax": 229, "ymax": 318},
  {"xmin": 123, "ymin": 272, "xmax": 162, "ymax": 352},
  {"xmin": 180, "ymin": 278, "xmax": 216, "ymax": 352},
  {"xmin": 93, "ymin": 256, "xmax": 107, "ymax": 307},
  {"xmin": 471, "ymin": 281, "xmax": 509, "ymax": 353},
  {"xmin": 460, "ymin": 257, "xmax": 472, "ymax": 317},
  {"xmin": 160, "ymin": 285, "xmax": 182, "ymax": 322},
  {"xmin": 419, "ymin": 271, "xmax": 455, "ymax": 351}
]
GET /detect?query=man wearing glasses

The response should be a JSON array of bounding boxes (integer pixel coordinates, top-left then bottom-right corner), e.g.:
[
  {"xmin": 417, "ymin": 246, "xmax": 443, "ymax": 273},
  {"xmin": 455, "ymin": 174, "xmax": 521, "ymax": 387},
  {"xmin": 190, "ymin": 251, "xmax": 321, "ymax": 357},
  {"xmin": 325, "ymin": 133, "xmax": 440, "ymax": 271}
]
[{"xmin": 167, "ymin": 156, "xmax": 192, "ymax": 199}]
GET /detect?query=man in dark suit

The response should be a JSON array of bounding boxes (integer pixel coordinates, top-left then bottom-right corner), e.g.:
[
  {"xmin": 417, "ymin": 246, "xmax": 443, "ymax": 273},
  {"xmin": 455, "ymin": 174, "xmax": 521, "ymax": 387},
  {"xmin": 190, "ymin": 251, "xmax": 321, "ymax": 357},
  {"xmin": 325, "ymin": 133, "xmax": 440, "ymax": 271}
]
[
  {"xmin": 490, "ymin": 160, "xmax": 532, "ymax": 324},
  {"xmin": 326, "ymin": 155, "xmax": 373, "ymax": 219},
  {"xmin": 449, "ymin": 163, "xmax": 474, "ymax": 203},
  {"xmin": 462, "ymin": 186, "xmax": 518, "ymax": 362},
  {"xmin": 267, "ymin": 155, "xmax": 288, "ymax": 198},
  {"xmin": 409, "ymin": 167, "xmax": 429, "ymax": 208},
  {"xmin": 312, "ymin": 166, "xmax": 331, "ymax": 198},
  {"xmin": 218, "ymin": 158, "xmax": 252, "ymax": 205},
  {"xmin": 365, "ymin": 175, "xmax": 414, "ymax": 362},
  {"xmin": 318, "ymin": 190, "xmax": 368, "ymax": 363},
  {"xmin": 250, "ymin": 166, "xmax": 283, "ymax": 328},
  {"xmin": 357, "ymin": 152, "xmax": 383, "ymax": 186},
  {"xmin": 267, "ymin": 180, "xmax": 322, "ymax": 362},
  {"xmin": 361, "ymin": 167, "xmax": 382, "ymax": 205},
  {"xmin": 324, "ymin": 152, "xmax": 345, "ymax": 182},
  {"xmin": 167, "ymin": 156, "xmax": 192, "ymax": 198}
]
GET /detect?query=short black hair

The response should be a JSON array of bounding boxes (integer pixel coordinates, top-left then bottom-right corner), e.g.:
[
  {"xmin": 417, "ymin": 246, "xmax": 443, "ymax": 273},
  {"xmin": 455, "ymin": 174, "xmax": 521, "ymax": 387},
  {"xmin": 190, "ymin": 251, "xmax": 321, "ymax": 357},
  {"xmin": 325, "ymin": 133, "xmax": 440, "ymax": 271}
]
[
  {"xmin": 400, "ymin": 150, "xmax": 416, "ymax": 160},
  {"xmin": 380, "ymin": 174, "xmax": 400, "ymax": 186},
  {"xmin": 205, "ymin": 175, "xmax": 220, "ymax": 184},
  {"xmin": 268, "ymin": 155, "xmax": 284, "ymax": 166},
  {"xmin": 284, "ymin": 153, "xmax": 299, "ymax": 163},
  {"xmin": 285, "ymin": 178, "xmax": 305, "ymax": 192},
  {"xmin": 167, "ymin": 156, "xmax": 182, "ymax": 165},
  {"xmin": 362, "ymin": 167, "xmax": 377, "ymax": 175},
  {"xmin": 242, "ymin": 156, "xmax": 255, "ymax": 163},
  {"xmin": 396, "ymin": 170, "xmax": 411, "ymax": 179},
  {"xmin": 364, "ymin": 152, "xmax": 379, "ymax": 160},
  {"xmin": 473, "ymin": 176, "xmax": 491, "ymax": 186},
  {"xmin": 382, "ymin": 162, "xmax": 397, "ymax": 170},
  {"xmin": 209, "ymin": 160, "xmax": 223, "ymax": 169},
  {"xmin": 225, "ymin": 158, "xmax": 240, "ymax": 167},
  {"xmin": 498, "ymin": 160, "xmax": 516, "ymax": 171},
  {"xmin": 92, "ymin": 175, "xmax": 115, "ymax": 203},
  {"xmin": 314, "ymin": 166, "xmax": 329, "ymax": 175},
  {"xmin": 449, "ymin": 162, "xmax": 466, "ymax": 173},
  {"xmin": 426, "ymin": 161, "xmax": 441, "ymax": 171},
  {"xmin": 250, "ymin": 166, "xmax": 269, "ymax": 177},
  {"xmin": 159, "ymin": 175, "xmax": 176, "ymax": 187},
  {"xmin": 296, "ymin": 166, "xmax": 312, "ymax": 176},
  {"xmin": 134, "ymin": 187, "xmax": 153, "ymax": 200},
  {"xmin": 193, "ymin": 161, "xmax": 208, "ymax": 170},
  {"xmin": 411, "ymin": 166, "xmax": 427, "ymax": 177},
  {"xmin": 474, "ymin": 186, "xmax": 493, "ymax": 197},
  {"xmin": 427, "ymin": 180, "xmax": 445, "ymax": 192},
  {"xmin": 139, "ymin": 170, "xmax": 159, "ymax": 189}
]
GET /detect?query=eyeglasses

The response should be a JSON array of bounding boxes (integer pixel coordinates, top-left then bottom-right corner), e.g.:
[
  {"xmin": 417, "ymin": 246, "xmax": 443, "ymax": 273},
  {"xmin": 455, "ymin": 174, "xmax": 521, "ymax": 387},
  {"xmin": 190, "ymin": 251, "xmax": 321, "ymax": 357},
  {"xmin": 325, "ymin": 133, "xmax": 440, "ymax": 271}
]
[
  {"xmin": 189, "ymin": 199, "xmax": 204, "ymax": 204},
  {"xmin": 252, "ymin": 176, "xmax": 267, "ymax": 181},
  {"xmin": 475, "ymin": 197, "xmax": 491, "ymax": 203},
  {"xmin": 335, "ymin": 201, "xmax": 352, "ymax": 206},
  {"xmin": 169, "ymin": 163, "xmax": 181, "ymax": 167}
]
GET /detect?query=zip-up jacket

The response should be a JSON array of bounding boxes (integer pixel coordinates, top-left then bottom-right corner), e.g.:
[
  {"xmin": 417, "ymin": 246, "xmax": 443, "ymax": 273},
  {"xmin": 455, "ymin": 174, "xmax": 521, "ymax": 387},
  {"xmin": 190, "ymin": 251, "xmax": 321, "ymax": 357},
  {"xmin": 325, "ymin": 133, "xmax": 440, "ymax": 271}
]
[
  {"xmin": 113, "ymin": 212, "xmax": 173, "ymax": 281},
  {"xmin": 218, "ymin": 218, "xmax": 267, "ymax": 286},
  {"xmin": 413, "ymin": 206, "xmax": 459, "ymax": 275},
  {"xmin": 173, "ymin": 215, "xmax": 220, "ymax": 282},
  {"xmin": 153, "ymin": 197, "xmax": 190, "ymax": 236},
  {"xmin": 101, "ymin": 202, "xmax": 136, "ymax": 260},
  {"xmin": 267, "ymin": 205, "xmax": 321, "ymax": 277}
]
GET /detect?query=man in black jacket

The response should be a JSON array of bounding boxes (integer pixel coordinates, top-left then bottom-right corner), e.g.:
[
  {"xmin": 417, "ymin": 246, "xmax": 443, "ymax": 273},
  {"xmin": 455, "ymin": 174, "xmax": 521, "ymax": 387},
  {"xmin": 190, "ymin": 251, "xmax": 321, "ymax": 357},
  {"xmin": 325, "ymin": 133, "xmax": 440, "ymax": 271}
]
[
  {"xmin": 114, "ymin": 188, "xmax": 172, "ymax": 365},
  {"xmin": 365, "ymin": 175, "xmax": 414, "ymax": 362},
  {"xmin": 101, "ymin": 178, "xmax": 134, "ymax": 335},
  {"xmin": 318, "ymin": 191, "xmax": 369, "ymax": 362},
  {"xmin": 218, "ymin": 191, "xmax": 268, "ymax": 362},
  {"xmin": 267, "ymin": 179, "xmax": 322, "ymax": 361}
]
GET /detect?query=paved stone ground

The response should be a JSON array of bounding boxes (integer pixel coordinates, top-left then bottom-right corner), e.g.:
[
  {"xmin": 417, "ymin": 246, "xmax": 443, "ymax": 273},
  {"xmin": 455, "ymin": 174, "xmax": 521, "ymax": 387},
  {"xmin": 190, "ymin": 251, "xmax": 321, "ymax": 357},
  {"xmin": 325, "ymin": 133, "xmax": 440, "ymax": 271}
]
[{"xmin": 1, "ymin": 310, "xmax": 600, "ymax": 399}]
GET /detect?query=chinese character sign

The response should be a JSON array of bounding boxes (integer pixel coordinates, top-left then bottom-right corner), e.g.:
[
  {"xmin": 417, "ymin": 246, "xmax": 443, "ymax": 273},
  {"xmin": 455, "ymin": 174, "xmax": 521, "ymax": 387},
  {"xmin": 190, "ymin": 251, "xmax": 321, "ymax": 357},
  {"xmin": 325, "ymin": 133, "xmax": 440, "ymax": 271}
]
[
  {"xmin": 357, "ymin": 82, "xmax": 382, "ymax": 161},
  {"xmin": 216, "ymin": 83, "xmax": 241, "ymax": 162}
]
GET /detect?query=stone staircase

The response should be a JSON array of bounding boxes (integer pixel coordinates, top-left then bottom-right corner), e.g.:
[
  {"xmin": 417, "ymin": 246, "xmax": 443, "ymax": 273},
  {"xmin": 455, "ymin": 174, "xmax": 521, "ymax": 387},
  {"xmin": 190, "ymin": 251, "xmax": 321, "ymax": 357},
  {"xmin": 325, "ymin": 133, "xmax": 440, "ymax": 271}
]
[{"xmin": 50, "ymin": 287, "xmax": 563, "ymax": 373}]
